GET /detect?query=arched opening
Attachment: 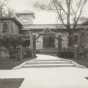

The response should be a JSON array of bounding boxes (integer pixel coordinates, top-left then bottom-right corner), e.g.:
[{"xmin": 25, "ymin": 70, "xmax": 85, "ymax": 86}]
[{"xmin": 43, "ymin": 35, "xmax": 55, "ymax": 48}]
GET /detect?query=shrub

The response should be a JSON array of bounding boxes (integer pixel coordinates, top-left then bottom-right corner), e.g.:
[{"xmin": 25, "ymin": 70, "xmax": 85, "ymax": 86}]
[
  {"xmin": 57, "ymin": 51, "xmax": 74, "ymax": 58},
  {"xmin": 0, "ymin": 34, "xmax": 25, "ymax": 59}
]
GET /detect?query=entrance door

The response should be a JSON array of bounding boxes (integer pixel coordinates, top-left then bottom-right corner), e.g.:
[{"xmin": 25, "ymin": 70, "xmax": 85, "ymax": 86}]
[{"xmin": 43, "ymin": 35, "xmax": 55, "ymax": 48}]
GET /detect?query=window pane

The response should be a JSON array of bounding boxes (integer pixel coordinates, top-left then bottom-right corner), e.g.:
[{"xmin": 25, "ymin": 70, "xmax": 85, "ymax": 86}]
[
  {"xmin": 43, "ymin": 35, "xmax": 55, "ymax": 48},
  {"xmin": 3, "ymin": 23, "xmax": 8, "ymax": 33}
]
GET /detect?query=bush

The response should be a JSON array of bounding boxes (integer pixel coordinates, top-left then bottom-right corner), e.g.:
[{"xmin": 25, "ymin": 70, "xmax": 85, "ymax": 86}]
[
  {"xmin": 57, "ymin": 51, "xmax": 74, "ymax": 58},
  {"xmin": 0, "ymin": 47, "xmax": 10, "ymax": 58},
  {"xmin": 24, "ymin": 48, "xmax": 32, "ymax": 58},
  {"xmin": 0, "ymin": 34, "xmax": 25, "ymax": 59}
]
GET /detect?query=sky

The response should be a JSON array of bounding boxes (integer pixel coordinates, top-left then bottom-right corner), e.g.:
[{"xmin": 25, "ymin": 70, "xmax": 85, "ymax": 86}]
[
  {"xmin": 7, "ymin": 0, "xmax": 88, "ymax": 24},
  {"xmin": 8, "ymin": 0, "xmax": 51, "ymax": 12},
  {"xmin": 7, "ymin": 0, "xmax": 60, "ymax": 24},
  {"xmin": 8, "ymin": 0, "xmax": 88, "ymax": 15}
]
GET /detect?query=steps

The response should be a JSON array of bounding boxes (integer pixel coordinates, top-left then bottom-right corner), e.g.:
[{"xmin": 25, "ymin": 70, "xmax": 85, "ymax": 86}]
[
  {"xmin": 14, "ymin": 54, "xmax": 84, "ymax": 69},
  {"xmin": 37, "ymin": 49, "xmax": 58, "ymax": 55},
  {"xmin": 21, "ymin": 59, "xmax": 76, "ymax": 68}
]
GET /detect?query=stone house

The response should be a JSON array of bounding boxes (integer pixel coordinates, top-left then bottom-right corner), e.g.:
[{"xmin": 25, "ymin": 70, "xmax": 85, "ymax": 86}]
[
  {"xmin": 0, "ymin": 16, "xmax": 36, "ymax": 58},
  {"xmin": 16, "ymin": 12, "xmax": 88, "ymax": 57},
  {"xmin": 0, "ymin": 17, "xmax": 22, "ymax": 34},
  {"xmin": 0, "ymin": 17, "xmax": 23, "ymax": 58}
]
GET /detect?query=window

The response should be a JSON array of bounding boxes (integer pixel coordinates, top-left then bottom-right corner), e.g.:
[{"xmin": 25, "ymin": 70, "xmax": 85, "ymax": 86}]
[
  {"xmin": 3, "ymin": 22, "xmax": 8, "ymax": 33},
  {"xmin": 73, "ymin": 35, "xmax": 79, "ymax": 45},
  {"xmin": 23, "ymin": 40, "xmax": 30, "ymax": 47}
]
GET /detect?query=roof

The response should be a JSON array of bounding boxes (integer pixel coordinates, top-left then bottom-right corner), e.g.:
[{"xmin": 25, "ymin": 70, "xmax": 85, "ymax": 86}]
[
  {"xmin": 16, "ymin": 11, "xmax": 88, "ymax": 30},
  {"xmin": 16, "ymin": 12, "xmax": 35, "ymax": 25},
  {"xmin": 16, "ymin": 12, "xmax": 35, "ymax": 18},
  {"xmin": 16, "ymin": 11, "xmax": 88, "ymax": 25},
  {"xmin": 0, "ymin": 17, "xmax": 23, "ymax": 27},
  {"xmin": 23, "ymin": 24, "xmax": 65, "ymax": 30},
  {"xmin": 81, "ymin": 20, "xmax": 88, "ymax": 25},
  {"xmin": 16, "ymin": 11, "xmax": 58, "ymax": 25},
  {"xmin": 22, "ymin": 24, "xmax": 88, "ymax": 30},
  {"xmin": 33, "ymin": 11, "xmax": 58, "ymax": 24}
]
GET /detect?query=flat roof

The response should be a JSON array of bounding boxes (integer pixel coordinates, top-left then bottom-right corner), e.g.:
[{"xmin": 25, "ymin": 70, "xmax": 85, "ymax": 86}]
[{"xmin": 22, "ymin": 24, "xmax": 88, "ymax": 30}]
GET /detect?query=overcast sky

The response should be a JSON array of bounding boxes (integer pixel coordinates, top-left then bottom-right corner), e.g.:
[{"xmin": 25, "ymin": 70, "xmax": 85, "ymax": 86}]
[
  {"xmin": 6, "ymin": 0, "xmax": 88, "ymax": 24},
  {"xmin": 8, "ymin": 0, "xmax": 50, "ymax": 12},
  {"xmin": 7, "ymin": 0, "xmax": 88, "ymax": 17}
]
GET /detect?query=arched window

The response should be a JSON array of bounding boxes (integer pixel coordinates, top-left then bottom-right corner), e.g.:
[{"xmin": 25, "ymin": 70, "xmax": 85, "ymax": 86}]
[{"xmin": 3, "ymin": 22, "xmax": 8, "ymax": 33}]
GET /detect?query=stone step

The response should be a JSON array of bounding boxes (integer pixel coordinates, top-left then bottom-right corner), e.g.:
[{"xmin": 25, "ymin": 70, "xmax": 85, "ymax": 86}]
[
  {"xmin": 28, "ymin": 59, "xmax": 71, "ymax": 62},
  {"xmin": 26, "ymin": 61, "xmax": 73, "ymax": 64},
  {"xmin": 26, "ymin": 59, "xmax": 72, "ymax": 64},
  {"xmin": 24, "ymin": 62, "xmax": 74, "ymax": 66},
  {"xmin": 21, "ymin": 58, "xmax": 76, "ymax": 68},
  {"xmin": 22, "ymin": 63, "xmax": 75, "ymax": 68},
  {"xmin": 32, "ymin": 59, "xmax": 69, "ymax": 61}
]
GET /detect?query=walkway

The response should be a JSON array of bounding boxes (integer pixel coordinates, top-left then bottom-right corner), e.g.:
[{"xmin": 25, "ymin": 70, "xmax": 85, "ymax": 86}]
[
  {"xmin": 0, "ymin": 54, "xmax": 87, "ymax": 88},
  {"xmin": 14, "ymin": 54, "xmax": 84, "ymax": 69}
]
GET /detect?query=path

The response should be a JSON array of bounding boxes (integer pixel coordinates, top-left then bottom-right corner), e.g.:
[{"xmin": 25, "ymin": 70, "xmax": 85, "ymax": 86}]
[{"xmin": 14, "ymin": 54, "xmax": 84, "ymax": 69}]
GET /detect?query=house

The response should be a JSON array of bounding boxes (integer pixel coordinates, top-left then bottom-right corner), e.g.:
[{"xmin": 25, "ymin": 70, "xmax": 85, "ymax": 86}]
[
  {"xmin": 0, "ymin": 17, "xmax": 22, "ymax": 34},
  {"xmin": 16, "ymin": 11, "xmax": 88, "ymax": 57}
]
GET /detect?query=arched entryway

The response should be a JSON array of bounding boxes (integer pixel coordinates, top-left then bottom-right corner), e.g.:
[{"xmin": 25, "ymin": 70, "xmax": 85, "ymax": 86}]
[
  {"xmin": 34, "ymin": 29, "xmax": 59, "ymax": 54},
  {"xmin": 43, "ymin": 34, "xmax": 55, "ymax": 49}
]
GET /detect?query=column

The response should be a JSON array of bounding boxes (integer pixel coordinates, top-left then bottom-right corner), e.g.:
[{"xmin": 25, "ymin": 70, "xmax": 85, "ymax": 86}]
[
  {"xmin": 29, "ymin": 32, "xmax": 34, "ymax": 57},
  {"xmin": 36, "ymin": 36, "xmax": 43, "ymax": 49}
]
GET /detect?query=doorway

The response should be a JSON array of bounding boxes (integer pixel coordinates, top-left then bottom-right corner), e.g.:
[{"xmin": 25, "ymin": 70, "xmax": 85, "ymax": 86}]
[{"xmin": 43, "ymin": 35, "xmax": 55, "ymax": 48}]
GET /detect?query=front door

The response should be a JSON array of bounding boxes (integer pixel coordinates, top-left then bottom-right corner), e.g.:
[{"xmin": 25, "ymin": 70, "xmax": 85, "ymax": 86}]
[{"xmin": 43, "ymin": 35, "xmax": 55, "ymax": 48}]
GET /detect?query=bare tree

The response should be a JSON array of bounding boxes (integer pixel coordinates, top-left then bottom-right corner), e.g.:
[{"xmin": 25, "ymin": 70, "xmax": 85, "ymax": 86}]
[
  {"xmin": 49, "ymin": 0, "xmax": 87, "ymax": 47},
  {"xmin": 0, "ymin": 0, "xmax": 14, "ymax": 17},
  {"xmin": 52, "ymin": 0, "xmax": 87, "ymax": 29},
  {"xmin": 34, "ymin": 0, "xmax": 87, "ymax": 45}
]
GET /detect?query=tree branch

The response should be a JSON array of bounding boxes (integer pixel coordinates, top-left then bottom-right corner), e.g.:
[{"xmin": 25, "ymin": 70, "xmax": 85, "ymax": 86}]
[
  {"xmin": 53, "ymin": 0, "xmax": 67, "ymax": 27},
  {"xmin": 55, "ymin": 0, "xmax": 67, "ymax": 15},
  {"xmin": 73, "ymin": 0, "xmax": 87, "ymax": 29}
]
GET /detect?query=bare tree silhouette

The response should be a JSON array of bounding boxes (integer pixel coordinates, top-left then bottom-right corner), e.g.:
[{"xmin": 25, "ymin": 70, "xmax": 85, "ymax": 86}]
[
  {"xmin": 34, "ymin": 0, "xmax": 87, "ymax": 46},
  {"xmin": 0, "ymin": 0, "xmax": 14, "ymax": 17}
]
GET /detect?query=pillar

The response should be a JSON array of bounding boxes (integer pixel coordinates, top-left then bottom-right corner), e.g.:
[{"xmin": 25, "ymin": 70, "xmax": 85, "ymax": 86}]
[{"xmin": 29, "ymin": 32, "xmax": 34, "ymax": 57}]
